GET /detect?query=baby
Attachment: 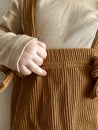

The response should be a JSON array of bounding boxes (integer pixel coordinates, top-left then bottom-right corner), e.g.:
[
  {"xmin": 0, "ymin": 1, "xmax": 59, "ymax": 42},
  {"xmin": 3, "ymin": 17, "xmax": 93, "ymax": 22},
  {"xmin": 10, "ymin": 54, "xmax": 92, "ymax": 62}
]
[{"xmin": 0, "ymin": 0, "xmax": 98, "ymax": 130}]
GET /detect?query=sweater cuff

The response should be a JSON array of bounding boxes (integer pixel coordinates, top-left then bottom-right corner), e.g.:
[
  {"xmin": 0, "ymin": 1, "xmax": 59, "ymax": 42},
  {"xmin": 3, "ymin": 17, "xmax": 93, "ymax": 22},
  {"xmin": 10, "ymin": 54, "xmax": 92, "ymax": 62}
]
[{"xmin": 8, "ymin": 34, "xmax": 38, "ymax": 72}]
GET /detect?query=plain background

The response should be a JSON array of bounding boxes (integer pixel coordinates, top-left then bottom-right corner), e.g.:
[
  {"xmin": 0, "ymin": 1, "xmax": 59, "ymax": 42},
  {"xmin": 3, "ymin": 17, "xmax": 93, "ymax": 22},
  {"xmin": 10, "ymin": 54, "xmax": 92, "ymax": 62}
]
[{"xmin": 0, "ymin": 0, "xmax": 12, "ymax": 130}]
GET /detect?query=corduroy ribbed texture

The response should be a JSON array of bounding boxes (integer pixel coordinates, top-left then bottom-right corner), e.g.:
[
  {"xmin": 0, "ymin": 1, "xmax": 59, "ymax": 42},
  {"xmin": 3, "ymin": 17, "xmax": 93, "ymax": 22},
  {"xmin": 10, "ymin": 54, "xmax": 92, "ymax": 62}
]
[
  {"xmin": 10, "ymin": 0, "xmax": 98, "ymax": 130},
  {"xmin": 23, "ymin": 0, "xmax": 36, "ymax": 36},
  {"xmin": 11, "ymin": 49, "xmax": 98, "ymax": 130}
]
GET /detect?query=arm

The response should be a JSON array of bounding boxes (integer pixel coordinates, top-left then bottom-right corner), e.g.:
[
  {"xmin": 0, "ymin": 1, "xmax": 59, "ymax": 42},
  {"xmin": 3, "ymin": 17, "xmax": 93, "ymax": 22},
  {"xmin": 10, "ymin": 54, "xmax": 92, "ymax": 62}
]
[
  {"xmin": 0, "ymin": 0, "xmax": 47, "ymax": 77},
  {"xmin": 0, "ymin": 0, "xmax": 36, "ymax": 72}
]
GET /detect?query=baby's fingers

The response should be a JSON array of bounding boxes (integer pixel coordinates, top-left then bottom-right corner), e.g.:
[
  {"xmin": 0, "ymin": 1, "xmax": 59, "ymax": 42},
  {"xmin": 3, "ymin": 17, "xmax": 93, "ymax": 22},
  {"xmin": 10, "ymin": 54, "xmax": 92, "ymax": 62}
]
[
  {"xmin": 19, "ymin": 65, "xmax": 32, "ymax": 76},
  {"xmin": 26, "ymin": 62, "xmax": 47, "ymax": 76},
  {"xmin": 37, "ymin": 41, "xmax": 47, "ymax": 49},
  {"xmin": 37, "ymin": 46, "xmax": 47, "ymax": 59}
]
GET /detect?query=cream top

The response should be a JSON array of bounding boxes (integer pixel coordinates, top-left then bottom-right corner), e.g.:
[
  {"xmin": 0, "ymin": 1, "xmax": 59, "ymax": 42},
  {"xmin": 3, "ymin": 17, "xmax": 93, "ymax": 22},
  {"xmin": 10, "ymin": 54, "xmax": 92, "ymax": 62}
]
[{"xmin": 36, "ymin": 0, "xmax": 98, "ymax": 48}]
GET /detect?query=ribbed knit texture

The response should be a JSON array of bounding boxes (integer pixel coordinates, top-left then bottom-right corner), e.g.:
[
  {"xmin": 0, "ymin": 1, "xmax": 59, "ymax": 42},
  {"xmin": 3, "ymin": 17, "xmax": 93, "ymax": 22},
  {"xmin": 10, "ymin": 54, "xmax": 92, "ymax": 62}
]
[
  {"xmin": 23, "ymin": 0, "xmax": 36, "ymax": 36},
  {"xmin": 11, "ymin": 49, "xmax": 98, "ymax": 130},
  {"xmin": 10, "ymin": 0, "xmax": 98, "ymax": 130}
]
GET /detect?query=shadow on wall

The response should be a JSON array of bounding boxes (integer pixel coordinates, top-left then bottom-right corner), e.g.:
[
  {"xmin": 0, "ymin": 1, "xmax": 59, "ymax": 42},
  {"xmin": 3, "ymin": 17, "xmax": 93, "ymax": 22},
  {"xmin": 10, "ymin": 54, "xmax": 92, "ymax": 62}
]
[{"xmin": 0, "ymin": 1, "xmax": 12, "ymax": 130}]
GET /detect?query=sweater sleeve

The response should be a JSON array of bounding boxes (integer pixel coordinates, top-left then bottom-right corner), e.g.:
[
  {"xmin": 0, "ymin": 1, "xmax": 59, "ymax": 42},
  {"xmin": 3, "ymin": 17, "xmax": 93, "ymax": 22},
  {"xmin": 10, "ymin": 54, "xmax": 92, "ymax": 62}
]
[{"xmin": 0, "ymin": 0, "xmax": 36, "ymax": 72}]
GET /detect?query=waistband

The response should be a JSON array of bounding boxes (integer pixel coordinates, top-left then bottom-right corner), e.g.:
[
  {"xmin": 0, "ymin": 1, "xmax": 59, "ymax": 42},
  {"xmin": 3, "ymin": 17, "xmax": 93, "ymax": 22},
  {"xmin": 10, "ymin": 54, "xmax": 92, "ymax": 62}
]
[
  {"xmin": 42, "ymin": 48, "xmax": 98, "ymax": 69},
  {"xmin": 42, "ymin": 48, "xmax": 98, "ymax": 99}
]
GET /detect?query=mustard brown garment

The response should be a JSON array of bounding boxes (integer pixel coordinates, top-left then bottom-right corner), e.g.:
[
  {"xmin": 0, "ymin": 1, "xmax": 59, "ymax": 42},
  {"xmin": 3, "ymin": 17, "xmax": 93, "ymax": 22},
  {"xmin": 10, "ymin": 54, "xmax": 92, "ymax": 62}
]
[
  {"xmin": 10, "ymin": 0, "xmax": 98, "ymax": 130},
  {"xmin": 11, "ymin": 49, "xmax": 98, "ymax": 130}
]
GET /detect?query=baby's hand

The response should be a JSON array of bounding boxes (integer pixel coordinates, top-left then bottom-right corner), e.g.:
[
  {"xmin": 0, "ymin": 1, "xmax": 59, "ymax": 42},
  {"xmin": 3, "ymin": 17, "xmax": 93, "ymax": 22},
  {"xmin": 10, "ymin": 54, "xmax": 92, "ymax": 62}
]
[{"xmin": 18, "ymin": 39, "xmax": 47, "ymax": 76}]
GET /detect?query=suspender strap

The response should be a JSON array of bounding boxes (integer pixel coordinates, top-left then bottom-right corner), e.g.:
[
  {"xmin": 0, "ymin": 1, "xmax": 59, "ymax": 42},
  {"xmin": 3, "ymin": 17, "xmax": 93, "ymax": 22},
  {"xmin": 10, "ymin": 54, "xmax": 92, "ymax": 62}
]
[
  {"xmin": 91, "ymin": 30, "xmax": 98, "ymax": 49},
  {"xmin": 23, "ymin": 0, "xmax": 36, "ymax": 36}
]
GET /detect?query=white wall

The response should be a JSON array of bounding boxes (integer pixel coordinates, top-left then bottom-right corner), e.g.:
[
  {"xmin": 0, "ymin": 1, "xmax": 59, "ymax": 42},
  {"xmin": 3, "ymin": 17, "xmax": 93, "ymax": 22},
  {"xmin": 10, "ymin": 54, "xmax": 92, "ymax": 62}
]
[{"xmin": 0, "ymin": 1, "xmax": 12, "ymax": 130}]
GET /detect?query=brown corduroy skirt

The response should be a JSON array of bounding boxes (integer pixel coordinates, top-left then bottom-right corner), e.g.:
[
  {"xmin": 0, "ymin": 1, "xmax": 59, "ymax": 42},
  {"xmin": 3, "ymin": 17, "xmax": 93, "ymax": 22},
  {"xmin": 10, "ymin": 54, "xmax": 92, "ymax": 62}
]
[{"xmin": 11, "ymin": 49, "xmax": 98, "ymax": 130}]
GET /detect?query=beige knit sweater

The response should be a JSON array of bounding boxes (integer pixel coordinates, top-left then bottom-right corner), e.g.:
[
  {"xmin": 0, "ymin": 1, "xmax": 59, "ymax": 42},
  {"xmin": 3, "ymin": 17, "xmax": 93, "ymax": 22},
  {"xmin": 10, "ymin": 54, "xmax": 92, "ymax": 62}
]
[{"xmin": 0, "ymin": 0, "xmax": 98, "ymax": 72}]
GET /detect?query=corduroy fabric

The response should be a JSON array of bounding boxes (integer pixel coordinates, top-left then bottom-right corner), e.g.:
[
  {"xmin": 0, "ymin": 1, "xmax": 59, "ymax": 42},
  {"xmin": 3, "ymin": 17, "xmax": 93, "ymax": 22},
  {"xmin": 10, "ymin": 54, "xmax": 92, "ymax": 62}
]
[
  {"xmin": 11, "ymin": 49, "xmax": 98, "ymax": 130},
  {"xmin": 23, "ymin": 0, "xmax": 36, "ymax": 36},
  {"xmin": 10, "ymin": 0, "xmax": 98, "ymax": 130}
]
